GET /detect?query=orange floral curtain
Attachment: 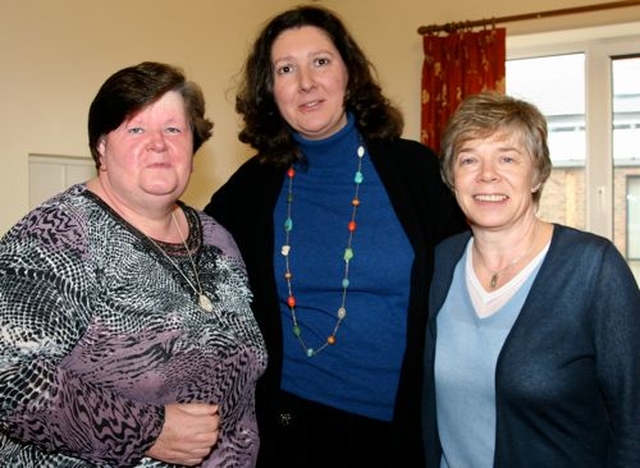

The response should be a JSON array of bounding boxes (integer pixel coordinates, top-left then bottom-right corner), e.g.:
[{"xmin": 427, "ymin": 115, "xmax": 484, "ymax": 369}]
[{"xmin": 421, "ymin": 28, "xmax": 506, "ymax": 154}]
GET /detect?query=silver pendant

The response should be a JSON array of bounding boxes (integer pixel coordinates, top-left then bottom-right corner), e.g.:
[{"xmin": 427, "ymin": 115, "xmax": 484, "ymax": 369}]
[{"xmin": 199, "ymin": 294, "xmax": 214, "ymax": 312}]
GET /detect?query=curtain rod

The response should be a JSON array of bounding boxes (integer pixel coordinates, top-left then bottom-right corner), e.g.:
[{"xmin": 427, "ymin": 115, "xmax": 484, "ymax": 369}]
[{"xmin": 417, "ymin": 0, "xmax": 640, "ymax": 35}]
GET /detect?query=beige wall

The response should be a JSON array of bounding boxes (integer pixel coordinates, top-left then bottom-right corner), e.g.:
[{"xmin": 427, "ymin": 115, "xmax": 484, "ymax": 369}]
[{"xmin": 2, "ymin": 0, "xmax": 640, "ymax": 234}]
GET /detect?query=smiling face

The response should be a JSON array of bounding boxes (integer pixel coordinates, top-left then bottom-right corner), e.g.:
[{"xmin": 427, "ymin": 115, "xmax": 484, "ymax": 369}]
[
  {"xmin": 96, "ymin": 90, "xmax": 194, "ymax": 211},
  {"xmin": 271, "ymin": 25, "xmax": 349, "ymax": 140},
  {"xmin": 452, "ymin": 130, "xmax": 540, "ymax": 232}
]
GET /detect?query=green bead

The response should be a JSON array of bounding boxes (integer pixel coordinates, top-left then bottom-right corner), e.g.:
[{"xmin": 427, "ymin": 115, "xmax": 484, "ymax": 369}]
[
  {"xmin": 342, "ymin": 278, "xmax": 350, "ymax": 288},
  {"xmin": 344, "ymin": 247, "xmax": 354, "ymax": 261},
  {"xmin": 293, "ymin": 325, "xmax": 301, "ymax": 337},
  {"xmin": 354, "ymin": 171, "xmax": 363, "ymax": 184},
  {"xmin": 284, "ymin": 218, "xmax": 293, "ymax": 232}
]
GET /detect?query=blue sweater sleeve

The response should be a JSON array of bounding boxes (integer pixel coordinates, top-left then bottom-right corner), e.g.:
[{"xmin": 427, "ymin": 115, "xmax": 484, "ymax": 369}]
[{"xmin": 590, "ymin": 242, "xmax": 640, "ymax": 466}]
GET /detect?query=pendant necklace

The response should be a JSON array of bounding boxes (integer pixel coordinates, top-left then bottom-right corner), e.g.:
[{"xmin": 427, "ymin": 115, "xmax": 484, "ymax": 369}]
[
  {"xmin": 281, "ymin": 142, "xmax": 365, "ymax": 358},
  {"xmin": 477, "ymin": 222, "xmax": 539, "ymax": 289},
  {"xmin": 143, "ymin": 210, "xmax": 214, "ymax": 313}
]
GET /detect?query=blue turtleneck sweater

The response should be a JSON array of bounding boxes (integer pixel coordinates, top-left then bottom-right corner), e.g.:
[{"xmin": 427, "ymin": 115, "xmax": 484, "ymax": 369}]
[{"xmin": 274, "ymin": 114, "xmax": 413, "ymax": 421}]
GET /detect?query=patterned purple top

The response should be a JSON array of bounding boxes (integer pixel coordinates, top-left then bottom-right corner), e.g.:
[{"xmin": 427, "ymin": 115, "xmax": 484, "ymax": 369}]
[{"xmin": 0, "ymin": 184, "xmax": 267, "ymax": 467}]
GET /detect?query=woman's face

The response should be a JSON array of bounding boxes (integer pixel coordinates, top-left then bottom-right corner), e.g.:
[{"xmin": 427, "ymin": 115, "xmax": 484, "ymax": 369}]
[
  {"xmin": 452, "ymin": 130, "xmax": 539, "ymax": 232},
  {"xmin": 271, "ymin": 25, "xmax": 349, "ymax": 140},
  {"xmin": 97, "ymin": 90, "xmax": 194, "ymax": 208}
]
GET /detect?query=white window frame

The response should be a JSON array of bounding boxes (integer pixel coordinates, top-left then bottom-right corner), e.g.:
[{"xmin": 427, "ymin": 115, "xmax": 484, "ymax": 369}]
[
  {"xmin": 507, "ymin": 22, "xmax": 640, "ymax": 239},
  {"xmin": 629, "ymin": 176, "xmax": 640, "ymax": 259}
]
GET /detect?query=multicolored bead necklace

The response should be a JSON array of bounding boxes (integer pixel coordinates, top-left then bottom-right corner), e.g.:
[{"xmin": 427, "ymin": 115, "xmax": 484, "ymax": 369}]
[{"xmin": 281, "ymin": 142, "xmax": 366, "ymax": 357}]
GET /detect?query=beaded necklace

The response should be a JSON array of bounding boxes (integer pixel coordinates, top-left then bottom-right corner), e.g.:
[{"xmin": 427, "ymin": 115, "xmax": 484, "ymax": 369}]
[{"xmin": 281, "ymin": 142, "xmax": 365, "ymax": 357}]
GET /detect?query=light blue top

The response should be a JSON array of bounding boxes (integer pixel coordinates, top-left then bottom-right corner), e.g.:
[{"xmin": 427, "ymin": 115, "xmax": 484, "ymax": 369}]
[{"xmin": 435, "ymin": 240, "xmax": 542, "ymax": 468}]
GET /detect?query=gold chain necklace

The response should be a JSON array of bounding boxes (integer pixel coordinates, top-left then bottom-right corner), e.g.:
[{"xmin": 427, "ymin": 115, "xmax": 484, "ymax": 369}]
[
  {"xmin": 281, "ymin": 142, "xmax": 365, "ymax": 358},
  {"xmin": 476, "ymin": 222, "xmax": 539, "ymax": 289},
  {"xmin": 143, "ymin": 210, "xmax": 214, "ymax": 313}
]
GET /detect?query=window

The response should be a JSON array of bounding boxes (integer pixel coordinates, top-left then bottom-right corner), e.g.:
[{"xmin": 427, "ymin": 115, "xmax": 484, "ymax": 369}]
[
  {"xmin": 628, "ymin": 176, "xmax": 640, "ymax": 261},
  {"xmin": 506, "ymin": 24, "xmax": 640, "ymax": 284},
  {"xmin": 506, "ymin": 53, "xmax": 586, "ymax": 229},
  {"xmin": 613, "ymin": 57, "xmax": 640, "ymax": 280}
]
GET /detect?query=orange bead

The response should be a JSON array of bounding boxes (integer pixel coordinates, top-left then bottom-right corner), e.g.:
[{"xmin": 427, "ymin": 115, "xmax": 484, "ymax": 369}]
[
  {"xmin": 327, "ymin": 335, "xmax": 336, "ymax": 345},
  {"xmin": 287, "ymin": 167, "xmax": 295, "ymax": 178},
  {"xmin": 352, "ymin": 198, "xmax": 360, "ymax": 207},
  {"xmin": 347, "ymin": 221, "xmax": 356, "ymax": 232},
  {"xmin": 287, "ymin": 296, "xmax": 296, "ymax": 308}
]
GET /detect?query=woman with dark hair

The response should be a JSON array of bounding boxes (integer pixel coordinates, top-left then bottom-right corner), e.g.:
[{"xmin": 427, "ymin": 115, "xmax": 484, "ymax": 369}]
[
  {"xmin": 0, "ymin": 62, "xmax": 266, "ymax": 467},
  {"xmin": 205, "ymin": 6, "xmax": 467, "ymax": 467}
]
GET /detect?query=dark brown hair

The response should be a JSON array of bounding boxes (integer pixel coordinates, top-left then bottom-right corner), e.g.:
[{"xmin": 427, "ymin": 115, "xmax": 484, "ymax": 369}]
[
  {"xmin": 88, "ymin": 62, "xmax": 213, "ymax": 169},
  {"xmin": 236, "ymin": 5, "xmax": 403, "ymax": 167}
]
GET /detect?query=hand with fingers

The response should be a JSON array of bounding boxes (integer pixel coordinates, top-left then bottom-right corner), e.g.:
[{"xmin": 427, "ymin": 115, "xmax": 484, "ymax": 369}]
[{"xmin": 146, "ymin": 403, "xmax": 220, "ymax": 466}]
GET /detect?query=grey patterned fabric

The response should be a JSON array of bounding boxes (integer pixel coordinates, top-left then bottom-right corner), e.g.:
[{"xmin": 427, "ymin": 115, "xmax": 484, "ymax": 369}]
[{"xmin": 0, "ymin": 184, "xmax": 267, "ymax": 467}]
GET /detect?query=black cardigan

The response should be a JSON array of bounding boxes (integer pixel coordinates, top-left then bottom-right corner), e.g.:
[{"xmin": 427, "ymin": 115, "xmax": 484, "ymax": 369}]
[{"xmin": 205, "ymin": 138, "xmax": 467, "ymax": 467}]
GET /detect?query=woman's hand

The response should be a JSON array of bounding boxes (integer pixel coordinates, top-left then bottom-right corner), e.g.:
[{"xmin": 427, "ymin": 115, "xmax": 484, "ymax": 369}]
[{"xmin": 145, "ymin": 403, "xmax": 220, "ymax": 466}]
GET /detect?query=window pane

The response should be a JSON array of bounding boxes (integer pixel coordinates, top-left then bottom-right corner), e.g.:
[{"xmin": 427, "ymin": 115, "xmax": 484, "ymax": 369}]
[
  {"xmin": 612, "ymin": 56, "xmax": 640, "ymax": 283},
  {"xmin": 506, "ymin": 54, "xmax": 586, "ymax": 229},
  {"xmin": 627, "ymin": 177, "xmax": 640, "ymax": 258}
]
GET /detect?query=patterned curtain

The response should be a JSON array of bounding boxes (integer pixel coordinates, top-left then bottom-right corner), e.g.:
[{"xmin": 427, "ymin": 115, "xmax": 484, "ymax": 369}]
[{"xmin": 421, "ymin": 28, "xmax": 506, "ymax": 154}]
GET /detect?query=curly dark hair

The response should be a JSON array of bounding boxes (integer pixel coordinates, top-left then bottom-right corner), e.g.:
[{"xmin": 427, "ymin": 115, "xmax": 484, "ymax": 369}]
[
  {"xmin": 88, "ymin": 61, "xmax": 213, "ymax": 170},
  {"xmin": 236, "ymin": 5, "xmax": 404, "ymax": 167}
]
